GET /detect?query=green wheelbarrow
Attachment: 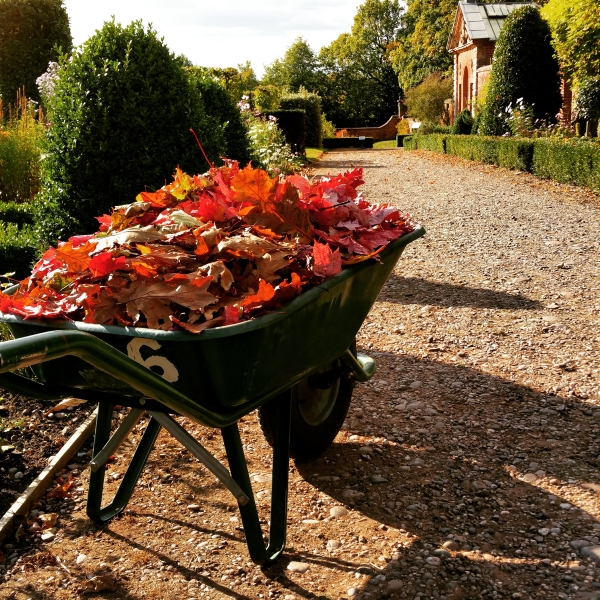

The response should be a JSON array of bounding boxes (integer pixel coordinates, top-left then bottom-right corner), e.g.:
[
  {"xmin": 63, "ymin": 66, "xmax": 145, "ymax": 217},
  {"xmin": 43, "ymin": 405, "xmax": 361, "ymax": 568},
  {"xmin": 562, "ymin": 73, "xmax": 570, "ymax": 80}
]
[{"xmin": 0, "ymin": 226, "xmax": 424, "ymax": 564}]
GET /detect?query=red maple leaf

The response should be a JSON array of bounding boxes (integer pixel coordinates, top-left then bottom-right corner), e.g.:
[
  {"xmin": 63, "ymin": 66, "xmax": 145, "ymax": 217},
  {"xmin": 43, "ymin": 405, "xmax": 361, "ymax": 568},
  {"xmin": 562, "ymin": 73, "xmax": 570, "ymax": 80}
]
[
  {"xmin": 312, "ymin": 241, "xmax": 342, "ymax": 278},
  {"xmin": 89, "ymin": 252, "xmax": 127, "ymax": 278}
]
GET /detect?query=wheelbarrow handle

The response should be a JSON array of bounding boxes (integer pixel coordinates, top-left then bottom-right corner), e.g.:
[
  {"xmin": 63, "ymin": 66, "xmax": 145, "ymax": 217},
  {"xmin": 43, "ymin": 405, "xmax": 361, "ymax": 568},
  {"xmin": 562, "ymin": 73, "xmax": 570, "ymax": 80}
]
[{"xmin": 0, "ymin": 330, "xmax": 226, "ymax": 427}]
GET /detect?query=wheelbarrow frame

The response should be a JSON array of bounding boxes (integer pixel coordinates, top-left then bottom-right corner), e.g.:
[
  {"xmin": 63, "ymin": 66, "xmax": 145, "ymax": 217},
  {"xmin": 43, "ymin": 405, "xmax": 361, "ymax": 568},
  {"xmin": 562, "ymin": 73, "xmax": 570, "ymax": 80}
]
[{"xmin": 0, "ymin": 226, "xmax": 425, "ymax": 564}]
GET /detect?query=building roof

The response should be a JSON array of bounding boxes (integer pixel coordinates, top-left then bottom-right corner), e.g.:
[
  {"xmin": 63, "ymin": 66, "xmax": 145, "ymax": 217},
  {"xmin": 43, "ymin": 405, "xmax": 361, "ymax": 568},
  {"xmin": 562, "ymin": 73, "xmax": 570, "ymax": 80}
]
[{"xmin": 448, "ymin": 0, "xmax": 536, "ymax": 51}]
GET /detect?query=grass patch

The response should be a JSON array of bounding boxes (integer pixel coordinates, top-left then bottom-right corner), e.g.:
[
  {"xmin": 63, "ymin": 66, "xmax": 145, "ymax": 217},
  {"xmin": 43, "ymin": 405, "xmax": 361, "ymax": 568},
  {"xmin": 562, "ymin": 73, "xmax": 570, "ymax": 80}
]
[
  {"xmin": 373, "ymin": 140, "xmax": 397, "ymax": 149},
  {"xmin": 305, "ymin": 147, "xmax": 325, "ymax": 161}
]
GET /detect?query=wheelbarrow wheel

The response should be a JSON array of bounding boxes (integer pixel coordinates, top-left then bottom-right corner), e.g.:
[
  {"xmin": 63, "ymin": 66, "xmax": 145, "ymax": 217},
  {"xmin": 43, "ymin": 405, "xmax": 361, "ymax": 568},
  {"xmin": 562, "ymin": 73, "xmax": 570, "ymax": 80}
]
[{"xmin": 259, "ymin": 343, "xmax": 355, "ymax": 461}]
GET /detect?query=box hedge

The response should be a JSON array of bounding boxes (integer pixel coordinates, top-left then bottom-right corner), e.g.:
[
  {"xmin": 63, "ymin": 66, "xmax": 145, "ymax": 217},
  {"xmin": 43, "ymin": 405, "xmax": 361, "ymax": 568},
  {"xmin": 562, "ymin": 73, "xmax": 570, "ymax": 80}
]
[
  {"xmin": 0, "ymin": 223, "xmax": 38, "ymax": 279},
  {"xmin": 405, "ymin": 134, "xmax": 600, "ymax": 192},
  {"xmin": 0, "ymin": 201, "xmax": 35, "ymax": 228},
  {"xmin": 267, "ymin": 109, "xmax": 306, "ymax": 153},
  {"xmin": 280, "ymin": 90, "xmax": 322, "ymax": 148}
]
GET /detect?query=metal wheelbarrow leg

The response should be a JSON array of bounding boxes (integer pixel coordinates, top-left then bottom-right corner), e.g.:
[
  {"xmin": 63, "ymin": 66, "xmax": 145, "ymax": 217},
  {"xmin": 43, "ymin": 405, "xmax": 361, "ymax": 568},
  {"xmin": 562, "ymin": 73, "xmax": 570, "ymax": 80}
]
[
  {"xmin": 222, "ymin": 389, "xmax": 291, "ymax": 565},
  {"xmin": 84, "ymin": 392, "xmax": 292, "ymax": 565},
  {"xmin": 87, "ymin": 402, "xmax": 162, "ymax": 523}
]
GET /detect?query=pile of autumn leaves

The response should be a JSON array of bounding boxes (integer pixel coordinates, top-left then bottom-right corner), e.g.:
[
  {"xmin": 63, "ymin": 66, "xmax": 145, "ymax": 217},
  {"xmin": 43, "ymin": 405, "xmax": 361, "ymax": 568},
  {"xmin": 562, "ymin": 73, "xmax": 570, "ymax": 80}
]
[{"xmin": 0, "ymin": 162, "xmax": 415, "ymax": 333}]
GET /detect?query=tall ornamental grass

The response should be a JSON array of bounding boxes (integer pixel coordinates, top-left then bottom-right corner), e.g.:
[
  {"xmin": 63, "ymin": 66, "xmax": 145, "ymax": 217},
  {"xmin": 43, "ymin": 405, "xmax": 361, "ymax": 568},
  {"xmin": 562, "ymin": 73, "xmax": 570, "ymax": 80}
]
[{"xmin": 0, "ymin": 89, "xmax": 43, "ymax": 203}]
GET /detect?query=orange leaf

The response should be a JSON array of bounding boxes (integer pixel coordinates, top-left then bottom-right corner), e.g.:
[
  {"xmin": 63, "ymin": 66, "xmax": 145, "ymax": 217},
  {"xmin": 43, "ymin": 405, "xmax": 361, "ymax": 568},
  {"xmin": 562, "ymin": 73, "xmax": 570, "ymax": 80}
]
[
  {"xmin": 231, "ymin": 165, "xmax": 277, "ymax": 207},
  {"xmin": 241, "ymin": 279, "xmax": 276, "ymax": 309},
  {"xmin": 194, "ymin": 235, "xmax": 210, "ymax": 257},
  {"xmin": 54, "ymin": 240, "xmax": 96, "ymax": 274}
]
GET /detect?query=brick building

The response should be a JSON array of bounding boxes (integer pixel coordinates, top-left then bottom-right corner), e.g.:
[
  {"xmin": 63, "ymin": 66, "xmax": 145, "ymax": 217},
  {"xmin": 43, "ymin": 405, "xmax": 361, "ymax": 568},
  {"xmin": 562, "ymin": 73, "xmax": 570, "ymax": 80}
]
[{"xmin": 447, "ymin": 0, "xmax": 535, "ymax": 119}]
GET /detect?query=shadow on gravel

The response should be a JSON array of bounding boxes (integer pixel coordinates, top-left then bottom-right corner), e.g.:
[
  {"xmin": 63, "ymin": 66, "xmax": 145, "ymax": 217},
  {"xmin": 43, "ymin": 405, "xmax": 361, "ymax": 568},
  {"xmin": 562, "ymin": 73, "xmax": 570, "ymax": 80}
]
[
  {"xmin": 382, "ymin": 276, "xmax": 542, "ymax": 311},
  {"xmin": 295, "ymin": 352, "xmax": 600, "ymax": 599}
]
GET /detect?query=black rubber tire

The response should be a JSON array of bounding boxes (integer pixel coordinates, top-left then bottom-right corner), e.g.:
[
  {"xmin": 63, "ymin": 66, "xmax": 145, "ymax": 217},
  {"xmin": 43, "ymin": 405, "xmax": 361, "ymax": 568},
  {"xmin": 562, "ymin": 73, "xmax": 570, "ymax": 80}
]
[{"xmin": 258, "ymin": 344, "xmax": 355, "ymax": 461}]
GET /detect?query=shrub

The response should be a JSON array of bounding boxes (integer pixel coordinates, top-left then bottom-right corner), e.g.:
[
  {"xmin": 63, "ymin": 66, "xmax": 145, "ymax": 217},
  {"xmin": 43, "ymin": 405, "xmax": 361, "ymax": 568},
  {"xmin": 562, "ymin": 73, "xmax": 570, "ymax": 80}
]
[
  {"xmin": 404, "ymin": 73, "xmax": 453, "ymax": 124},
  {"xmin": 37, "ymin": 20, "xmax": 220, "ymax": 243},
  {"xmin": 0, "ymin": 201, "xmax": 34, "ymax": 227},
  {"xmin": 496, "ymin": 138, "xmax": 534, "ymax": 171},
  {"xmin": 417, "ymin": 122, "xmax": 452, "ymax": 135},
  {"xmin": 267, "ymin": 110, "xmax": 306, "ymax": 153},
  {"xmin": 280, "ymin": 88, "xmax": 322, "ymax": 148},
  {"xmin": 574, "ymin": 78, "xmax": 600, "ymax": 122},
  {"xmin": 242, "ymin": 110, "xmax": 303, "ymax": 175},
  {"xmin": 480, "ymin": 6, "xmax": 562, "ymax": 136},
  {"xmin": 452, "ymin": 109, "xmax": 474, "ymax": 135},
  {"xmin": 402, "ymin": 135, "xmax": 416, "ymax": 150},
  {"xmin": 416, "ymin": 134, "xmax": 447, "ymax": 153},
  {"xmin": 322, "ymin": 116, "xmax": 336, "ymax": 140},
  {"xmin": 187, "ymin": 67, "xmax": 251, "ymax": 165},
  {"xmin": 253, "ymin": 85, "xmax": 284, "ymax": 112},
  {"xmin": 0, "ymin": 0, "xmax": 72, "ymax": 103},
  {"xmin": 397, "ymin": 118, "xmax": 411, "ymax": 135},
  {"xmin": 0, "ymin": 95, "xmax": 43, "ymax": 203},
  {"xmin": 531, "ymin": 138, "xmax": 600, "ymax": 190},
  {"xmin": 404, "ymin": 134, "xmax": 600, "ymax": 191},
  {"xmin": 0, "ymin": 222, "xmax": 38, "ymax": 279}
]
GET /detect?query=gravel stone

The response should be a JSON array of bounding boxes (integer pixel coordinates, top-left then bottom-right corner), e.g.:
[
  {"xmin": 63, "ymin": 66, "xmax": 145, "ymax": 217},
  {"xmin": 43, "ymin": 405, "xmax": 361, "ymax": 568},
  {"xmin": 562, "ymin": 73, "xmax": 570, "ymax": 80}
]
[{"xmin": 287, "ymin": 561, "xmax": 309, "ymax": 574}]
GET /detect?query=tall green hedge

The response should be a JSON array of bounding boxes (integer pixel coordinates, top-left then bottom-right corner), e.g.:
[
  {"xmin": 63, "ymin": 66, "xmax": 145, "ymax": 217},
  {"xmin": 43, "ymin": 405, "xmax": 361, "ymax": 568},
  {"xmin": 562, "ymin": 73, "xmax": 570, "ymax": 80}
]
[
  {"xmin": 36, "ymin": 20, "xmax": 222, "ymax": 243},
  {"xmin": 187, "ymin": 67, "xmax": 251, "ymax": 165},
  {"xmin": 267, "ymin": 109, "xmax": 306, "ymax": 154},
  {"xmin": 480, "ymin": 6, "xmax": 561, "ymax": 136},
  {"xmin": 405, "ymin": 134, "xmax": 600, "ymax": 191},
  {"xmin": 0, "ymin": 0, "xmax": 72, "ymax": 103},
  {"xmin": 280, "ymin": 89, "xmax": 322, "ymax": 148}
]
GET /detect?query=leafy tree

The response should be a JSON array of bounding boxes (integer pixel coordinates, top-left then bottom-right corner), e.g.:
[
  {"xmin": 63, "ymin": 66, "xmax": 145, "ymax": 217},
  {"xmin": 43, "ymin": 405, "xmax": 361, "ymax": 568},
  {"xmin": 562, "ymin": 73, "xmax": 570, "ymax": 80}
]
[
  {"xmin": 36, "ymin": 20, "xmax": 220, "ymax": 243},
  {"xmin": 404, "ymin": 73, "xmax": 452, "ymax": 123},
  {"xmin": 541, "ymin": 0, "xmax": 600, "ymax": 89},
  {"xmin": 0, "ymin": 0, "xmax": 72, "ymax": 103},
  {"xmin": 318, "ymin": 0, "xmax": 403, "ymax": 127},
  {"xmin": 390, "ymin": 0, "xmax": 456, "ymax": 90},
  {"xmin": 209, "ymin": 62, "xmax": 258, "ymax": 104},
  {"xmin": 263, "ymin": 38, "xmax": 323, "ymax": 93},
  {"xmin": 479, "ymin": 6, "xmax": 561, "ymax": 136}
]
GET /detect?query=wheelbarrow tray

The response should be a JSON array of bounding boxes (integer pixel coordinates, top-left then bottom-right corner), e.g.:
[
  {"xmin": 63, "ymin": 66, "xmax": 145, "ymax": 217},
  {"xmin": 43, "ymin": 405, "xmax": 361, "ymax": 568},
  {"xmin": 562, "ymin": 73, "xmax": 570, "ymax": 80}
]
[{"xmin": 0, "ymin": 226, "xmax": 424, "ymax": 413}]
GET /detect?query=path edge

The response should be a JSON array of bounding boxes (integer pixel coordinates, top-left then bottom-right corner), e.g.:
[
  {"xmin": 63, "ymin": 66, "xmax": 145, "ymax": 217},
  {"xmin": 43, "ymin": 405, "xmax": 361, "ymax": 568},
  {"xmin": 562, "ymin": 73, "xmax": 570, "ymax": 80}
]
[{"xmin": 0, "ymin": 408, "xmax": 97, "ymax": 544}]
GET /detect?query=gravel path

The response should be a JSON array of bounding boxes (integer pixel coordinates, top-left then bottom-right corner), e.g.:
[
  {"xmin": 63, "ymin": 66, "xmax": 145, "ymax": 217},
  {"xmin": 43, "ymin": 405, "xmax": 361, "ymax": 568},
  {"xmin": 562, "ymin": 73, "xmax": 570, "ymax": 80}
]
[{"xmin": 2, "ymin": 148, "xmax": 600, "ymax": 600}]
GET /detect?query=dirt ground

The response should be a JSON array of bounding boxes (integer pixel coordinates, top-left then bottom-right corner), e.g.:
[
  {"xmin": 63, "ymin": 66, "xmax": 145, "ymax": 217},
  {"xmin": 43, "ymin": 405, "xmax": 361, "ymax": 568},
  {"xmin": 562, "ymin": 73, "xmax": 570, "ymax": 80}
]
[{"xmin": 1, "ymin": 148, "xmax": 600, "ymax": 600}]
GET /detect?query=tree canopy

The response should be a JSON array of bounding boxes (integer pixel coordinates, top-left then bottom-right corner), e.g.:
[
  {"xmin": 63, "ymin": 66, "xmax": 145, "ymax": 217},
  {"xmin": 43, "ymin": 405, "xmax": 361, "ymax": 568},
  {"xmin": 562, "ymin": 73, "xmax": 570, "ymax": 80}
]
[
  {"xmin": 541, "ymin": 0, "xmax": 600, "ymax": 89},
  {"xmin": 0, "ymin": 0, "xmax": 72, "ymax": 103},
  {"xmin": 389, "ymin": 0, "xmax": 456, "ymax": 91},
  {"xmin": 479, "ymin": 5, "xmax": 561, "ymax": 136},
  {"xmin": 208, "ymin": 62, "xmax": 258, "ymax": 104},
  {"xmin": 262, "ymin": 38, "xmax": 323, "ymax": 93}
]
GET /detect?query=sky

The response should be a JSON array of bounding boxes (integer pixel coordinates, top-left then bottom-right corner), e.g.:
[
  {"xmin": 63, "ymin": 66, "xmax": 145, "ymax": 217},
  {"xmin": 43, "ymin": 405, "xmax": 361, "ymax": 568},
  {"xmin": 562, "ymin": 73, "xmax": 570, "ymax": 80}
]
[{"xmin": 63, "ymin": 0, "xmax": 362, "ymax": 76}]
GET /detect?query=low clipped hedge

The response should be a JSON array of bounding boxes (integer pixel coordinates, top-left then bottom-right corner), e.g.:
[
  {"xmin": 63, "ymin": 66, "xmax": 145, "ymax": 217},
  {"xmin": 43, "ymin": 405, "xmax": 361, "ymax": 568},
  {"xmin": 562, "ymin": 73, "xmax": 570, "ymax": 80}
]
[
  {"xmin": 0, "ymin": 202, "xmax": 35, "ymax": 229},
  {"xmin": 405, "ymin": 134, "xmax": 600, "ymax": 191},
  {"xmin": 0, "ymin": 223, "xmax": 39, "ymax": 279}
]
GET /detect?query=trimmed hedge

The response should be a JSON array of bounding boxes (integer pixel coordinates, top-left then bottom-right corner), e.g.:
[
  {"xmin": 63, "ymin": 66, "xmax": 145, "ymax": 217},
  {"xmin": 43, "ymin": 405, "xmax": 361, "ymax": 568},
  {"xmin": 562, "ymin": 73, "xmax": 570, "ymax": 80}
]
[
  {"xmin": 280, "ymin": 91, "xmax": 322, "ymax": 148},
  {"xmin": 405, "ymin": 134, "xmax": 600, "ymax": 191},
  {"xmin": 417, "ymin": 134, "xmax": 447, "ymax": 153},
  {"xmin": 403, "ymin": 135, "xmax": 416, "ymax": 150},
  {"xmin": 396, "ymin": 134, "xmax": 410, "ymax": 147},
  {"xmin": 0, "ymin": 223, "xmax": 38, "ymax": 279},
  {"xmin": 0, "ymin": 201, "xmax": 35, "ymax": 228},
  {"xmin": 267, "ymin": 109, "xmax": 306, "ymax": 153}
]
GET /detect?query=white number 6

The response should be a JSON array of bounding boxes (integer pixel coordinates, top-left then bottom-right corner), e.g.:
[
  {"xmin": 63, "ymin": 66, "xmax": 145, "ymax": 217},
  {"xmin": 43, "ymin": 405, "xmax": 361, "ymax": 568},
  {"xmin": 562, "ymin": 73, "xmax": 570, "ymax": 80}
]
[{"xmin": 127, "ymin": 338, "xmax": 179, "ymax": 383}]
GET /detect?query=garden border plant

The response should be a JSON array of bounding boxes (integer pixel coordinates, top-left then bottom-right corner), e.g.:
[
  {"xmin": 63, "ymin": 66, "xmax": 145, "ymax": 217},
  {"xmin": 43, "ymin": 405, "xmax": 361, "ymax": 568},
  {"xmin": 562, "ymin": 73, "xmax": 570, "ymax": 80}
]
[{"xmin": 403, "ymin": 134, "xmax": 600, "ymax": 192}]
